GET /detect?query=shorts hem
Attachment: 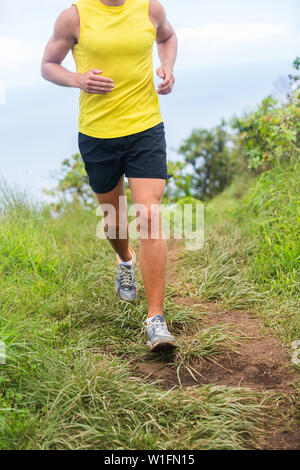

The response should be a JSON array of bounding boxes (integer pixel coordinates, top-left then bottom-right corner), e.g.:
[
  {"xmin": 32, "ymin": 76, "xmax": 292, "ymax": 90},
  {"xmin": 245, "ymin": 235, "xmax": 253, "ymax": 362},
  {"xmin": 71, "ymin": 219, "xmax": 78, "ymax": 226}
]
[
  {"xmin": 90, "ymin": 174, "xmax": 172, "ymax": 194},
  {"xmin": 125, "ymin": 175, "xmax": 173, "ymax": 180},
  {"xmin": 90, "ymin": 176, "xmax": 124, "ymax": 194}
]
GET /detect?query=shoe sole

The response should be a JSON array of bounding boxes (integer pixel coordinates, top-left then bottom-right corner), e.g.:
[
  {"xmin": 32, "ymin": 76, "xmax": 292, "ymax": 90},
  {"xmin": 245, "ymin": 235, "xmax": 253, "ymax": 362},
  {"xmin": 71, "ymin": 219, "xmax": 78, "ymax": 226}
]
[
  {"xmin": 117, "ymin": 294, "xmax": 136, "ymax": 303},
  {"xmin": 148, "ymin": 340, "xmax": 177, "ymax": 353}
]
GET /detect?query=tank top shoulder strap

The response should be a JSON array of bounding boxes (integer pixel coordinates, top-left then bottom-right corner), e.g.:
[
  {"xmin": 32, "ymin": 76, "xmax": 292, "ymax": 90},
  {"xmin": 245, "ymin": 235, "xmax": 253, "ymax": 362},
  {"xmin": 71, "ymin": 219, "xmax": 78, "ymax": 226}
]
[
  {"xmin": 127, "ymin": 0, "xmax": 154, "ymax": 34},
  {"xmin": 72, "ymin": 0, "xmax": 98, "ymax": 39}
]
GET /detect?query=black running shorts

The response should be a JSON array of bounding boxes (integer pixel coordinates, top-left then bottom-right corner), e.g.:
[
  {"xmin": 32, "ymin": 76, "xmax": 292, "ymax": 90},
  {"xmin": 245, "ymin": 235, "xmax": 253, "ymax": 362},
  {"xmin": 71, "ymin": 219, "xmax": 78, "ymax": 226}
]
[{"xmin": 78, "ymin": 122, "xmax": 172, "ymax": 194}]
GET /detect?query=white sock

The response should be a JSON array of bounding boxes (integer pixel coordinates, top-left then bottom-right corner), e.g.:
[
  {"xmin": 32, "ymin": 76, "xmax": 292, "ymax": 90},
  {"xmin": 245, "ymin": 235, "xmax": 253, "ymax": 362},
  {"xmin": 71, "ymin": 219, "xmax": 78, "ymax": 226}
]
[
  {"xmin": 145, "ymin": 315, "xmax": 162, "ymax": 325},
  {"xmin": 117, "ymin": 247, "xmax": 135, "ymax": 268}
]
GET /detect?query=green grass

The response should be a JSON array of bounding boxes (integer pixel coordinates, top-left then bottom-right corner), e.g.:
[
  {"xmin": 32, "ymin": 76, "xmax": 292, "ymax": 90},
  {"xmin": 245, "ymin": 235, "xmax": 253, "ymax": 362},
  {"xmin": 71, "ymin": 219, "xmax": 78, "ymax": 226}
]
[
  {"xmin": 1, "ymin": 345, "xmax": 275, "ymax": 450},
  {"xmin": 242, "ymin": 165, "xmax": 300, "ymax": 296},
  {"xmin": 1, "ymin": 163, "xmax": 299, "ymax": 449},
  {"xmin": 0, "ymin": 183, "xmax": 282, "ymax": 450},
  {"xmin": 176, "ymin": 162, "xmax": 300, "ymax": 425},
  {"xmin": 177, "ymin": 162, "xmax": 300, "ymax": 343}
]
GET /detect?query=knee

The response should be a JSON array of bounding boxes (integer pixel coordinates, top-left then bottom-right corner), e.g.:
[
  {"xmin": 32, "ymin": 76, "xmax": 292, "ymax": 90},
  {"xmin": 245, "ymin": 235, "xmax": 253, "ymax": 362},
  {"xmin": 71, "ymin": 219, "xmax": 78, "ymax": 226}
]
[{"xmin": 138, "ymin": 204, "xmax": 162, "ymax": 238}]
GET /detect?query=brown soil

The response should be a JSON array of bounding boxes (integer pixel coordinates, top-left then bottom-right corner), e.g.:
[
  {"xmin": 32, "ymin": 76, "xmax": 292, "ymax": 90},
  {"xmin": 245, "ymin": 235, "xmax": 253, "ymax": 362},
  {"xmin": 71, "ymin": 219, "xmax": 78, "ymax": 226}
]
[
  {"xmin": 133, "ymin": 240, "xmax": 300, "ymax": 450},
  {"xmin": 135, "ymin": 311, "xmax": 296, "ymax": 391}
]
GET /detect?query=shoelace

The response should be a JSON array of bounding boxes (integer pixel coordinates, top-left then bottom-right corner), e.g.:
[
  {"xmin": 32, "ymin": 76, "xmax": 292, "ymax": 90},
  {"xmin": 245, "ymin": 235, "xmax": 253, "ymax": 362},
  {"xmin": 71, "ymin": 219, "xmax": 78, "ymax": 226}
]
[
  {"xmin": 149, "ymin": 319, "xmax": 168, "ymax": 336},
  {"xmin": 119, "ymin": 265, "xmax": 133, "ymax": 289}
]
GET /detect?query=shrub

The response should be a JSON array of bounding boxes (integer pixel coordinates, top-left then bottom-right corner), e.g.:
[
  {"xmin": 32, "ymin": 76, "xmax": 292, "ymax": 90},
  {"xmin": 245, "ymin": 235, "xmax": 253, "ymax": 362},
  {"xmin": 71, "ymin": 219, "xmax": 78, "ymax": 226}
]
[{"xmin": 232, "ymin": 97, "xmax": 300, "ymax": 170}]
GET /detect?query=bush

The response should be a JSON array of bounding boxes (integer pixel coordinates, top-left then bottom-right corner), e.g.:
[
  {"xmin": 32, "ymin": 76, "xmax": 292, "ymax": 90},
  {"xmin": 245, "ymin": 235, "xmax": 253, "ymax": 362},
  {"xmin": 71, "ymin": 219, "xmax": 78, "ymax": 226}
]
[
  {"xmin": 177, "ymin": 124, "xmax": 243, "ymax": 201},
  {"xmin": 232, "ymin": 97, "xmax": 300, "ymax": 170}
]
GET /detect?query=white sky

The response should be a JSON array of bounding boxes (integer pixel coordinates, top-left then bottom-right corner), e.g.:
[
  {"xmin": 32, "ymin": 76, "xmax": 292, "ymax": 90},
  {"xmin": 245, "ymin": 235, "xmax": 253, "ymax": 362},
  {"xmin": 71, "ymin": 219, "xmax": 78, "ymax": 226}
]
[{"xmin": 0, "ymin": 0, "xmax": 299, "ymax": 196}]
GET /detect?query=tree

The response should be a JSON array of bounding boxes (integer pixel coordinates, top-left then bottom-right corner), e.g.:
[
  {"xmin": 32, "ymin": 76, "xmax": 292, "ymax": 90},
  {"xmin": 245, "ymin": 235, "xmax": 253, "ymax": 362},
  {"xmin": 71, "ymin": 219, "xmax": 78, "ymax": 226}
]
[
  {"xmin": 164, "ymin": 160, "xmax": 193, "ymax": 202},
  {"xmin": 288, "ymin": 57, "xmax": 300, "ymax": 103},
  {"xmin": 178, "ymin": 123, "xmax": 241, "ymax": 200}
]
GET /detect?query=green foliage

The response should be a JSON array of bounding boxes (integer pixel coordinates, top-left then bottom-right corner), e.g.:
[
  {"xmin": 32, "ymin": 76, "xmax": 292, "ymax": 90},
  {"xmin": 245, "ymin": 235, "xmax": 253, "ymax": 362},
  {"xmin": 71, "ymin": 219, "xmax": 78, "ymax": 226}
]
[
  {"xmin": 288, "ymin": 57, "xmax": 300, "ymax": 102},
  {"xmin": 293, "ymin": 57, "xmax": 300, "ymax": 71},
  {"xmin": 232, "ymin": 60, "xmax": 300, "ymax": 170},
  {"xmin": 164, "ymin": 160, "xmax": 193, "ymax": 201},
  {"xmin": 0, "ymin": 186, "xmax": 274, "ymax": 450},
  {"xmin": 178, "ymin": 162, "xmax": 300, "ymax": 341},
  {"xmin": 178, "ymin": 123, "xmax": 242, "ymax": 201},
  {"xmin": 239, "ymin": 162, "xmax": 300, "ymax": 296},
  {"xmin": 232, "ymin": 97, "xmax": 300, "ymax": 170}
]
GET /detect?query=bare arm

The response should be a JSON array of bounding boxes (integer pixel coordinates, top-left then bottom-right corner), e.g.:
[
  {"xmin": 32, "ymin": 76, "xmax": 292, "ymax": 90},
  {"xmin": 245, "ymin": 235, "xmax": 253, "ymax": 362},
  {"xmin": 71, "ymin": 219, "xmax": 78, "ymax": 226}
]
[
  {"xmin": 149, "ymin": 0, "xmax": 177, "ymax": 95},
  {"xmin": 41, "ymin": 7, "xmax": 114, "ymax": 94}
]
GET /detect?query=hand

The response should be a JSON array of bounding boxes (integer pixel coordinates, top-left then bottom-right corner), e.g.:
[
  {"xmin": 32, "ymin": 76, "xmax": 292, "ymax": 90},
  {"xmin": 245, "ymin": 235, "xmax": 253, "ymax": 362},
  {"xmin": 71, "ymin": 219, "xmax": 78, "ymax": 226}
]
[
  {"xmin": 156, "ymin": 66, "xmax": 175, "ymax": 95},
  {"xmin": 78, "ymin": 69, "xmax": 115, "ymax": 94}
]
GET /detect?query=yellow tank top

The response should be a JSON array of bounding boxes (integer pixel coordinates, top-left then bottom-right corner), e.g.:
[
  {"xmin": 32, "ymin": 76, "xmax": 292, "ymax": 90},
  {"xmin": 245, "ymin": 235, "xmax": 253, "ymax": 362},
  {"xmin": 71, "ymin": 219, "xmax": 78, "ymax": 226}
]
[{"xmin": 72, "ymin": 0, "xmax": 162, "ymax": 138}]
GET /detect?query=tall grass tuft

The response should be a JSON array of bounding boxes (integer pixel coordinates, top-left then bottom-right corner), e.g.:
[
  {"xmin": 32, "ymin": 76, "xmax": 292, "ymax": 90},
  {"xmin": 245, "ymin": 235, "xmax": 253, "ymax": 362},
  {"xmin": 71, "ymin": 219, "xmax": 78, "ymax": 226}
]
[{"xmin": 0, "ymin": 183, "xmax": 278, "ymax": 450}]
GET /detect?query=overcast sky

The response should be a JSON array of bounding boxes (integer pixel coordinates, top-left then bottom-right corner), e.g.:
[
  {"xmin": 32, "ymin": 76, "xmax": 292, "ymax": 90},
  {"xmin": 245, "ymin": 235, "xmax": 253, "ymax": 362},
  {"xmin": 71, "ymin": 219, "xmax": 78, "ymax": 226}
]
[{"xmin": 0, "ymin": 0, "xmax": 299, "ymax": 197}]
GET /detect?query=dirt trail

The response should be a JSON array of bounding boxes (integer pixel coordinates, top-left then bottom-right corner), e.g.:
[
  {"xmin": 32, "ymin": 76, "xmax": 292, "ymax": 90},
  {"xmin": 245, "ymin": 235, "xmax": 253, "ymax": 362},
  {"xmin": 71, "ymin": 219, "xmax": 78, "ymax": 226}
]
[{"xmin": 134, "ymin": 240, "xmax": 300, "ymax": 450}]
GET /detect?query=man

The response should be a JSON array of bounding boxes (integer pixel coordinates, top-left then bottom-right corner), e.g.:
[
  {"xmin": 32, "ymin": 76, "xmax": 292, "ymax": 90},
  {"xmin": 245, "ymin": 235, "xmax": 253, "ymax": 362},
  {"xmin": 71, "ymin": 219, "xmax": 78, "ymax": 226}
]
[{"xmin": 41, "ymin": 0, "xmax": 177, "ymax": 352}]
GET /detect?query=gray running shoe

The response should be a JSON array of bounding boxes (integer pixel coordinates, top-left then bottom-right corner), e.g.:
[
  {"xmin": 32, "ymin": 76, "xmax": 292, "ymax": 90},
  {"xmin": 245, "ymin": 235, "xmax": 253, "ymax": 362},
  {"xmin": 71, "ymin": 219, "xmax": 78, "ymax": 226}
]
[
  {"xmin": 116, "ymin": 259, "xmax": 137, "ymax": 302},
  {"xmin": 145, "ymin": 315, "xmax": 177, "ymax": 352}
]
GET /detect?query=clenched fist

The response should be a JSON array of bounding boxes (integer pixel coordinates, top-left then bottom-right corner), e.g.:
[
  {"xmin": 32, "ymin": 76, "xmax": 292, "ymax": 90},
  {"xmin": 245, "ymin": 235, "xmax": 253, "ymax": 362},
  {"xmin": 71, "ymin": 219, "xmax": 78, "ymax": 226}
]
[{"xmin": 156, "ymin": 66, "xmax": 175, "ymax": 95}]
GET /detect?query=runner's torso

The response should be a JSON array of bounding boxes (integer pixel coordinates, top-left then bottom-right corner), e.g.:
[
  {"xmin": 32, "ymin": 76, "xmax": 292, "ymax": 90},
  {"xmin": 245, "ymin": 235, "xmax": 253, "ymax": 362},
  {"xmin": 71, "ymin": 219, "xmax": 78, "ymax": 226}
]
[{"xmin": 72, "ymin": 0, "xmax": 162, "ymax": 138}]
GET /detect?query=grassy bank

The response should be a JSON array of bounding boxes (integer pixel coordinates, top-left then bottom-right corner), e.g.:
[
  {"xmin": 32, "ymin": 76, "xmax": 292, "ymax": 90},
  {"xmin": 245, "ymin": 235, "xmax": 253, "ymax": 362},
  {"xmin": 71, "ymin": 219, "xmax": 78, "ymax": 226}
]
[
  {"xmin": 0, "ymin": 161, "xmax": 299, "ymax": 449},
  {"xmin": 177, "ymin": 161, "xmax": 300, "ymax": 420},
  {"xmin": 180, "ymin": 162, "xmax": 300, "ymax": 341}
]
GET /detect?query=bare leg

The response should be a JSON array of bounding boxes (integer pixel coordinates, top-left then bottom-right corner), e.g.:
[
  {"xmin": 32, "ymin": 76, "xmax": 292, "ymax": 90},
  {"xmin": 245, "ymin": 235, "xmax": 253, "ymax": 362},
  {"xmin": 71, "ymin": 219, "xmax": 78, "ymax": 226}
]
[
  {"xmin": 128, "ymin": 178, "xmax": 167, "ymax": 318},
  {"xmin": 95, "ymin": 176, "xmax": 131, "ymax": 262}
]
